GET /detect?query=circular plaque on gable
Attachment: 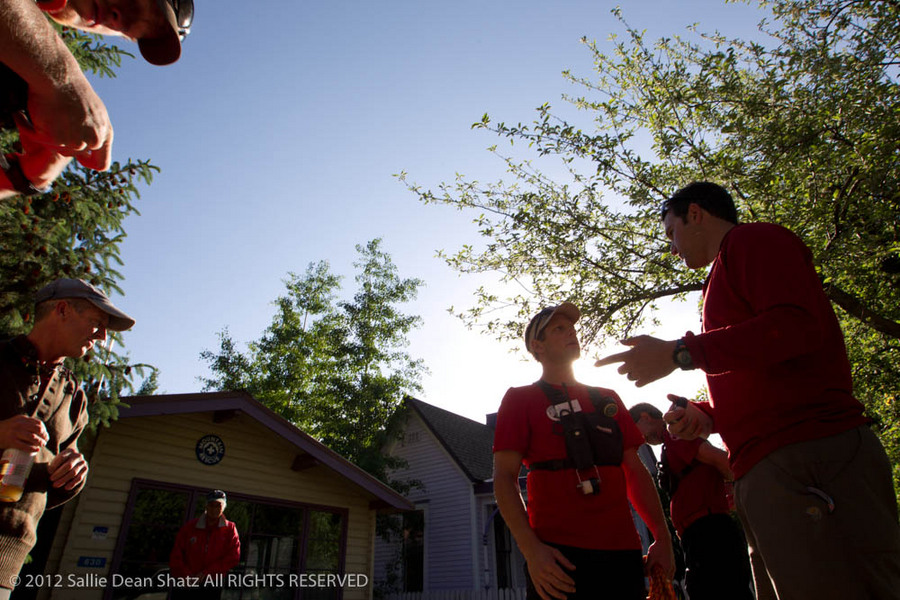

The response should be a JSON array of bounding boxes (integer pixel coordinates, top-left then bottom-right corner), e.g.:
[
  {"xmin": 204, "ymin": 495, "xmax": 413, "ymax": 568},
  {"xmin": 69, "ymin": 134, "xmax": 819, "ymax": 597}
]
[{"xmin": 196, "ymin": 434, "xmax": 226, "ymax": 465}]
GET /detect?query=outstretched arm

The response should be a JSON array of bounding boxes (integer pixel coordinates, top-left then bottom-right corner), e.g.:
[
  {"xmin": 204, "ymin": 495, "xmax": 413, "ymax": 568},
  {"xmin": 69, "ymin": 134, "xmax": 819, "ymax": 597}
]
[{"xmin": 0, "ymin": 0, "xmax": 112, "ymax": 175}]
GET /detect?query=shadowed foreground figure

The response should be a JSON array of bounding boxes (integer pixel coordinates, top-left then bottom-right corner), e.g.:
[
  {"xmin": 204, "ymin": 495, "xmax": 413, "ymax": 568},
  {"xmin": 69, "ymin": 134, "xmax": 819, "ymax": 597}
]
[
  {"xmin": 0, "ymin": 278, "xmax": 135, "ymax": 598},
  {"xmin": 597, "ymin": 181, "xmax": 900, "ymax": 599}
]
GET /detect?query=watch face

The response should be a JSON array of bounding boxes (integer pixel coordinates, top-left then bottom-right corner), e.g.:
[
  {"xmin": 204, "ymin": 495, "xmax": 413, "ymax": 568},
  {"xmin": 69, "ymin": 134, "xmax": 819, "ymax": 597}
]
[{"xmin": 675, "ymin": 348, "xmax": 691, "ymax": 366}]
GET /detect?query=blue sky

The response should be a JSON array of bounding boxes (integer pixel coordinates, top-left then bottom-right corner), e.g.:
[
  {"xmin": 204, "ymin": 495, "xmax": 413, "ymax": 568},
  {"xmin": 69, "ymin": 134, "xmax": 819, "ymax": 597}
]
[{"xmin": 88, "ymin": 0, "xmax": 766, "ymax": 423}]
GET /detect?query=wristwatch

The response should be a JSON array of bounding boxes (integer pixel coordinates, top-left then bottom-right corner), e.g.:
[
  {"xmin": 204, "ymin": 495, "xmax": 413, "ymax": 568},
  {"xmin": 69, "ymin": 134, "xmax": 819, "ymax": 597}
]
[
  {"xmin": 672, "ymin": 338, "xmax": 695, "ymax": 370},
  {"xmin": 0, "ymin": 153, "xmax": 48, "ymax": 196}
]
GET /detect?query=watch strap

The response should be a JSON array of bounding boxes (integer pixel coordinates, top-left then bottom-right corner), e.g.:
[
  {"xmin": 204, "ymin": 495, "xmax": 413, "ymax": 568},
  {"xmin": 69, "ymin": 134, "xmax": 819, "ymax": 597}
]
[{"xmin": 673, "ymin": 338, "xmax": 695, "ymax": 370}]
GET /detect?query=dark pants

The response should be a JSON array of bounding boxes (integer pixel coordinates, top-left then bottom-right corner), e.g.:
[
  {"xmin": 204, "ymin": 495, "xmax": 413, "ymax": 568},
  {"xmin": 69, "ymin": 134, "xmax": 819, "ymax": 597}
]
[
  {"xmin": 525, "ymin": 543, "xmax": 645, "ymax": 600},
  {"xmin": 680, "ymin": 513, "xmax": 754, "ymax": 600}
]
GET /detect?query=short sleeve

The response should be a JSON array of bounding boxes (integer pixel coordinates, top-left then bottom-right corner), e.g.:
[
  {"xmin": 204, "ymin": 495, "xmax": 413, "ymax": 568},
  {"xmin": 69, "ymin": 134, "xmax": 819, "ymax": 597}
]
[{"xmin": 493, "ymin": 387, "xmax": 530, "ymax": 455}]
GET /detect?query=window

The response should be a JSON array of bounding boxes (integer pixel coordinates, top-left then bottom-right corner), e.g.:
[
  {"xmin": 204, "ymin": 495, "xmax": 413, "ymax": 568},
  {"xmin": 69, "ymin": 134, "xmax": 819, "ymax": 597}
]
[
  {"xmin": 303, "ymin": 511, "xmax": 344, "ymax": 600},
  {"xmin": 112, "ymin": 485, "xmax": 192, "ymax": 598},
  {"xmin": 401, "ymin": 510, "xmax": 424, "ymax": 592},
  {"xmin": 491, "ymin": 506, "xmax": 512, "ymax": 588},
  {"xmin": 109, "ymin": 480, "xmax": 347, "ymax": 600}
]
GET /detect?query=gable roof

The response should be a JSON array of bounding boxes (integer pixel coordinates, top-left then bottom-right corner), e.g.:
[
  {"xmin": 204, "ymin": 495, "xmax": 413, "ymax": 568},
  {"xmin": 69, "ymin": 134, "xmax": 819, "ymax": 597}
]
[
  {"xmin": 118, "ymin": 390, "xmax": 413, "ymax": 511},
  {"xmin": 405, "ymin": 397, "xmax": 494, "ymax": 483}
]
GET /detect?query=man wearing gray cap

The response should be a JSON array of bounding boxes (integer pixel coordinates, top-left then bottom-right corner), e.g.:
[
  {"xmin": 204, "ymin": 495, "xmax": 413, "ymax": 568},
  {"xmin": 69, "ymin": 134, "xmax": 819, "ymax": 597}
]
[
  {"xmin": 0, "ymin": 278, "xmax": 134, "ymax": 596},
  {"xmin": 492, "ymin": 303, "xmax": 673, "ymax": 600}
]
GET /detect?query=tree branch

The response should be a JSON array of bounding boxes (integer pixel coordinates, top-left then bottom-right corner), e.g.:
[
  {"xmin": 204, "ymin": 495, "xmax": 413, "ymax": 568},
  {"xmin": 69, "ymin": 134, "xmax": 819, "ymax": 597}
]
[{"xmin": 824, "ymin": 283, "xmax": 900, "ymax": 340}]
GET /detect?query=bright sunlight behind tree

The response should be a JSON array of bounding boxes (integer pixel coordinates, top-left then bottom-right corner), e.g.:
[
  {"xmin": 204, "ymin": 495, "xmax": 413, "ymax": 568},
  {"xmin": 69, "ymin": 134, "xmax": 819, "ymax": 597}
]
[{"xmin": 403, "ymin": 0, "xmax": 900, "ymax": 488}]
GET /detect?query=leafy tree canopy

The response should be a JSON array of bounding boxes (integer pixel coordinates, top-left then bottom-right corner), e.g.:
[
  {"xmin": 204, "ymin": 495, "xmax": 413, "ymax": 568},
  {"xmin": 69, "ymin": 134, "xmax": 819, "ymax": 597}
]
[
  {"xmin": 1, "ymin": 26, "xmax": 158, "ymax": 426},
  {"xmin": 402, "ymin": 0, "xmax": 899, "ymax": 482},
  {"xmin": 200, "ymin": 239, "xmax": 426, "ymax": 486}
]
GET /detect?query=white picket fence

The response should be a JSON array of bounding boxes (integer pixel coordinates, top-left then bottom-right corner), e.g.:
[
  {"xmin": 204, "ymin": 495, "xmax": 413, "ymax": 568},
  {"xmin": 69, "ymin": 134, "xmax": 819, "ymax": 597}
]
[{"xmin": 384, "ymin": 588, "xmax": 526, "ymax": 600}]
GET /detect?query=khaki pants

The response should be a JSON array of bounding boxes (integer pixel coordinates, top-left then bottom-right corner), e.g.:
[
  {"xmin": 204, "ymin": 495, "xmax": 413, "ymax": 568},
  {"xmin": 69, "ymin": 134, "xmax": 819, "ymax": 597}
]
[{"xmin": 735, "ymin": 425, "xmax": 900, "ymax": 600}]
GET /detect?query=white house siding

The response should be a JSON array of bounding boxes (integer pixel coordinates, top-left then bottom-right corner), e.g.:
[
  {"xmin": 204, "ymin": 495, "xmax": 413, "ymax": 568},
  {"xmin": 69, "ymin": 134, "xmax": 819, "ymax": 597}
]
[
  {"xmin": 47, "ymin": 410, "xmax": 381, "ymax": 600},
  {"xmin": 376, "ymin": 412, "xmax": 477, "ymax": 591}
]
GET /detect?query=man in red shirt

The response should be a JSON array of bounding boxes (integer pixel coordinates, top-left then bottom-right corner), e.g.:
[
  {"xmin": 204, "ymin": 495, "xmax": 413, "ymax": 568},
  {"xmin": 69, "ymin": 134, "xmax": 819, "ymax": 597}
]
[
  {"xmin": 169, "ymin": 489, "xmax": 240, "ymax": 600},
  {"xmin": 597, "ymin": 182, "xmax": 900, "ymax": 599},
  {"xmin": 629, "ymin": 402, "xmax": 752, "ymax": 600},
  {"xmin": 493, "ymin": 303, "xmax": 673, "ymax": 600}
]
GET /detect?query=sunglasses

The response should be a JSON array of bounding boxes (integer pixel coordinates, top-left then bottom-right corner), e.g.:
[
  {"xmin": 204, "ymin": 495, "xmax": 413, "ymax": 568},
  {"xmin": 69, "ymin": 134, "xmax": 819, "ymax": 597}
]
[{"xmin": 166, "ymin": 0, "xmax": 194, "ymax": 38}]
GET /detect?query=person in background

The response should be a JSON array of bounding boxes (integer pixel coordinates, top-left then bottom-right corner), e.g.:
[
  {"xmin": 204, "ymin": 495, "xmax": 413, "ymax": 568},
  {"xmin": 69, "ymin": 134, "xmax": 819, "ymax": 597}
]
[
  {"xmin": 170, "ymin": 489, "xmax": 241, "ymax": 600},
  {"xmin": 629, "ymin": 402, "xmax": 753, "ymax": 600}
]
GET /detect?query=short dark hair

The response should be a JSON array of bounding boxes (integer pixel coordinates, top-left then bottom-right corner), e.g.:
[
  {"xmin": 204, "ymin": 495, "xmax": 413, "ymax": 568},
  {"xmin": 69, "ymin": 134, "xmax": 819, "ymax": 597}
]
[
  {"xmin": 661, "ymin": 181, "xmax": 738, "ymax": 225},
  {"xmin": 628, "ymin": 402, "xmax": 663, "ymax": 422}
]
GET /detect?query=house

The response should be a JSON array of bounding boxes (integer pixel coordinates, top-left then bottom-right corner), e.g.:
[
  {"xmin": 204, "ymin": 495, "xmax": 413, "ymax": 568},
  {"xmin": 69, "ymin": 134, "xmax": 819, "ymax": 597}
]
[
  {"xmin": 374, "ymin": 398, "xmax": 527, "ymax": 597},
  {"xmin": 26, "ymin": 391, "xmax": 412, "ymax": 600},
  {"xmin": 373, "ymin": 398, "xmax": 656, "ymax": 598}
]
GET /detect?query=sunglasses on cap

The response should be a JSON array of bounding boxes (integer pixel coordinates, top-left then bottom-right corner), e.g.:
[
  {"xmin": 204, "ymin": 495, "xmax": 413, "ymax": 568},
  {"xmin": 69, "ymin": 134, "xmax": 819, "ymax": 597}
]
[{"xmin": 167, "ymin": 0, "xmax": 193, "ymax": 38}]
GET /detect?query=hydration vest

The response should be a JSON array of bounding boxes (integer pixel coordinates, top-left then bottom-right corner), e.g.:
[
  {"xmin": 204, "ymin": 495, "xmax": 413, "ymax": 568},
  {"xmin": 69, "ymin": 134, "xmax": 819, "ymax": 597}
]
[{"xmin": 529, "ymin": 381, "xmax": 624, "ymax": 471}]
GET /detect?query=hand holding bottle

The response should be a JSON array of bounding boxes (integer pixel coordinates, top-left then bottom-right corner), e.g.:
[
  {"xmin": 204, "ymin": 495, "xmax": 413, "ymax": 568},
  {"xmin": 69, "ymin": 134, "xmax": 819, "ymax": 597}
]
[
  {"xmin": 0, "ymin": 415, "xmax": 48, "ymax": 452},
  {"xmin": 0, "ymin": 416, "xmax": 49, "ymax": 502}
]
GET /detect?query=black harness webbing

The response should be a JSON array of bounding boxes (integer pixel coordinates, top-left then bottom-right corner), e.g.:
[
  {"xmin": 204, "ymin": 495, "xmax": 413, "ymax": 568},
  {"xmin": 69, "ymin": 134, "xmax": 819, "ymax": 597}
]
[{"xmin": 529, "ymin": 381, "xmax": 622, "ymax": 471}]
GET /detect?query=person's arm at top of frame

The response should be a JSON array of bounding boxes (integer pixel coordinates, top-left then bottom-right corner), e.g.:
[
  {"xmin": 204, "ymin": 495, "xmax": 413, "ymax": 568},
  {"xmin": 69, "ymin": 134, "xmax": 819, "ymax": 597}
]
[
  {"xmin": 493, "ymin": 450, "xmax": 575, "ymax": 600},
  {"xmin": 621, "ymin": 447, "xmax": 675, "ymax": 579},
  {"xmin": 0, "ymin": 0, "xmax": 112, "ymax": 170},
  {"xmin": 0, "ymin": 119, "xmax": 72, "ymax": 198}
]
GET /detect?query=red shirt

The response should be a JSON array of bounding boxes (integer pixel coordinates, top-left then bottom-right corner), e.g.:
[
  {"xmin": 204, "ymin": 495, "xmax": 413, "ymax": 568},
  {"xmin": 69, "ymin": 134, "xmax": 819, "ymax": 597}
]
[
  {"xmin": 663, "ymin": 432, "xmax": 729, "ymax": 536},
  {"xmin": 683, "ymin": 223, "xmax": 867, "ymax": 479},
  {"xmin": 493, "ymin": 382, "xmax": 644, "ymax": 550},
  {"xmin": 169, "ymin": 514, "xmax": 241, "ymax": 578}
]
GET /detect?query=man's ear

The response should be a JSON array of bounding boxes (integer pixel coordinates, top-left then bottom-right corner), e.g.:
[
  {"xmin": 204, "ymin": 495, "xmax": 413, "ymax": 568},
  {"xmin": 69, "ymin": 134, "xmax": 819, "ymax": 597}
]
[
  {"xmin": 55, "ymin": 299, "xmax": 71, "ymax": 319},
  {"xmin": 688, "ymin": 202, "xmax": 706, "ymax": 224}
]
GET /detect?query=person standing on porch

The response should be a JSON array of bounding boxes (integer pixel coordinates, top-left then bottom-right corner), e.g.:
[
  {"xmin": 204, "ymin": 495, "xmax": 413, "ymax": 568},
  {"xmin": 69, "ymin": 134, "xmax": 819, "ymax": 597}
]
[{"xmin": 169, "ymin": 489, "xmax": 240, "ymax": 600}]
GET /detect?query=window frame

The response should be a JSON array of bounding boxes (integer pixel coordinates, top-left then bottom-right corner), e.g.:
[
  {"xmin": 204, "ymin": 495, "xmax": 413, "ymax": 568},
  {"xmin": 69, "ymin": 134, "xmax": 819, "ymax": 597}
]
[{"xmin": 106, "ymin": 478, "xmax": 350, "ymax": 600}]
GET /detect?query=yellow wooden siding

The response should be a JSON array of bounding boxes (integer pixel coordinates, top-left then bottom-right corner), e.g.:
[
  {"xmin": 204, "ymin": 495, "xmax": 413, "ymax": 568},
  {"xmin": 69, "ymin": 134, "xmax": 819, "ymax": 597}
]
[{"xmin": 49, "ymin": 410, "xmax": 383, "ymax": 600}]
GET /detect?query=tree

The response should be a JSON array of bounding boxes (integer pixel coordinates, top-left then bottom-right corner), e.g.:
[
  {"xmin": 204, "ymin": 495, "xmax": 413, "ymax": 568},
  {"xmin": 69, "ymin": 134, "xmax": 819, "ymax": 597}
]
[
  {"xmin": 1, "ymin": 26, "xmax": 158, "ymax": 426},
  {"xmin": 200, "ymin": 239, "xmax": 426, "ymax": 484},
  {"xmin": 403, "ymin": 1, "xmax": 900, "ymax": 486}
]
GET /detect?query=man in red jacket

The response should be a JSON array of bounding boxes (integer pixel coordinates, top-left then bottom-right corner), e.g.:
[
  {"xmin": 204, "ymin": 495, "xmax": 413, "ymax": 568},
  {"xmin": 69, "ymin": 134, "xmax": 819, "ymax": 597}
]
[
  {"xmin": 596, "ymin": 181, "xmax": 900, "ymax": 599},
  {"xmin": 169, "ymin": 489, "xmax": 240, "ymax": 600}
]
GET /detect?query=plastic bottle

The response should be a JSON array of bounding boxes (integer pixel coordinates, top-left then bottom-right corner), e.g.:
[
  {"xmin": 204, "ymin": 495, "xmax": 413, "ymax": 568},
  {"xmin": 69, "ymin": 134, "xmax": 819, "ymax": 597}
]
[{"xmin": 0, "ymin": 448, "xmax": 37, "ymax": 502}]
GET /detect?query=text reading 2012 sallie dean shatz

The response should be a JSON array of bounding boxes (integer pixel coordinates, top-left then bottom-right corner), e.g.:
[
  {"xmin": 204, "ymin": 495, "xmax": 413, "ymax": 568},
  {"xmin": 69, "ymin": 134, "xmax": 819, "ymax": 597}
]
[{"xmin": 17, "ymin": 572, "xmax": 370, "ymax": 590}]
